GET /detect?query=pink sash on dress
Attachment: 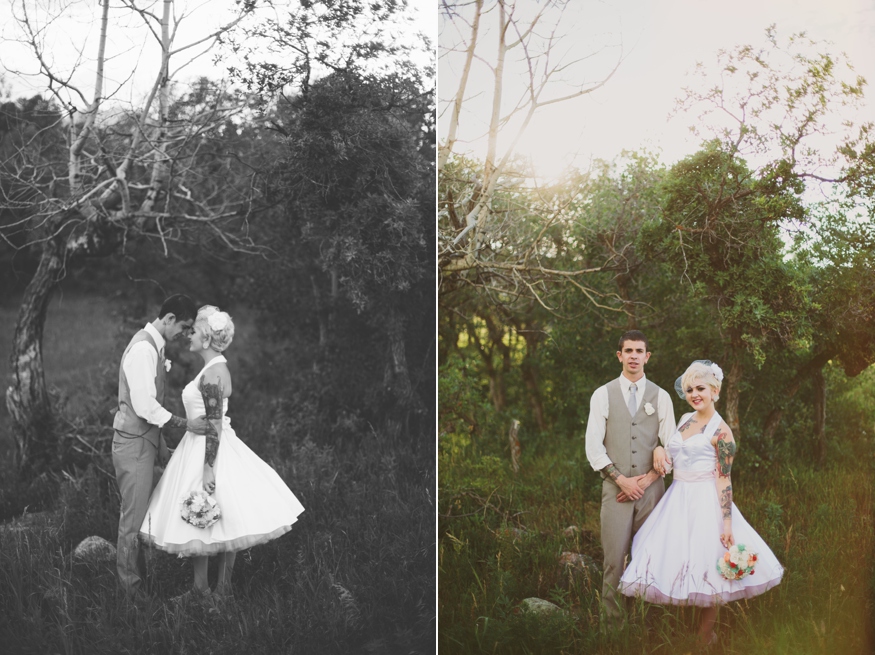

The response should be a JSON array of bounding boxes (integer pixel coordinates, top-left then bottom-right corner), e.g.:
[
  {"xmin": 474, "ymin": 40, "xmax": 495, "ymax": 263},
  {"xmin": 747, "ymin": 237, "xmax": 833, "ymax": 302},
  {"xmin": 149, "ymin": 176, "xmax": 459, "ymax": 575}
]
[{"xmin": 672, "ymin": 469, "xmax": 716, "ymax": 482}]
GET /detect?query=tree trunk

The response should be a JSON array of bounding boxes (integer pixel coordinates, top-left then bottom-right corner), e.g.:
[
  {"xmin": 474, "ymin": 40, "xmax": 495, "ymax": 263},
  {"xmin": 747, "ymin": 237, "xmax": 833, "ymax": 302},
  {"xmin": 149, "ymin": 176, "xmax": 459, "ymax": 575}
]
[
  {"xmin": 519, "ymin": 331, "xmax": 547, "ymax": 433},
  {"xmin": 469, "ymin": 314, "xmax": 510, "ymax": 413},
  {"xmin": 5, "ymin": 240, "xmax": 64, "ymax": 475},
  {"xmin": 508, "ymin": 418, "xmax": 521, "ymax": 474},
  {"xmin": 386, "ymin": 306, "xmax": 413, "ymax": 405},
  {"xmin": 723, "ymin": 344, "xmax": 743, "ymax": 441},
  {"xmin": 761, "ymin": 349, "xmax": 835, "ymax": 443},
  {"xmin": 812, "ymin": 368, "xmax": 827, "ymax": 468}
]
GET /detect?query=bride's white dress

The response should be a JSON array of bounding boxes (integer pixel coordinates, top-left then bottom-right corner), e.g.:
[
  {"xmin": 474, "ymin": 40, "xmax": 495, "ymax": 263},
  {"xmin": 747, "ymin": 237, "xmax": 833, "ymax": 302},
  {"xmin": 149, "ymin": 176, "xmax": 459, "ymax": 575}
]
[
  {"xmin": 619, "ymin": 412, "xmax": 783, "ymax": 606},
  {"xmin": 140, "ymin": 356, "xmax": 305, "ymax": 556}
]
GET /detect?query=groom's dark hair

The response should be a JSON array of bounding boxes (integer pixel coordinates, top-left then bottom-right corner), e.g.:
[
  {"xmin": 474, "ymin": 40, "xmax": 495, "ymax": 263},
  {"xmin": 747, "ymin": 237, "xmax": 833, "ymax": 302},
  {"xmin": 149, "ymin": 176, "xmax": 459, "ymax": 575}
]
[
  {"xmin": 618, "ymin": 330, "xmax": 649, "ymax": 352},
  {"xmin": 158, "ymin": 294, "xmax": 198, "ymax": 322}
]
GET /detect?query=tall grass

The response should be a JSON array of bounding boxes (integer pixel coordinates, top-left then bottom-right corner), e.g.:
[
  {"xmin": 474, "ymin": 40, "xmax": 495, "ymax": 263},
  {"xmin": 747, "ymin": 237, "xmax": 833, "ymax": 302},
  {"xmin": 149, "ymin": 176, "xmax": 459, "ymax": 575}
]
[
  {"xmin": 0, "ymin": 426, "xmax": 434, "ymax": 654},
  {"xmin": 439, "ymin": 434, "xmax": 875, "ymax": 654}
]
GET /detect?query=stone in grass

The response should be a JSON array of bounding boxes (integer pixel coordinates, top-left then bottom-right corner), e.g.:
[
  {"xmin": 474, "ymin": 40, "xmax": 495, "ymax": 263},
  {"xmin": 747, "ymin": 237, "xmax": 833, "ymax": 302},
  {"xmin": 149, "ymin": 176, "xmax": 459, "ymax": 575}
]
[
  {"xmin": 73, "ymin": 535, "xmax": 116, "ymax": 564},
  {"xmin": 562, "ymin": 525, "xmax": 596, "ymax": 545},
  {"xmin": 558, "ymin": 551, "xmax": 598, "ymax": 574},
  {"xmin": 519, "ymin": 597, "xmax": 568, "ymax": 616},
  {"xmin": 562, "ymin": 525, "xmax": 581, "ymax": 538},
  {"xmin": 495, "ymin": 526, "xmax": 526, "ymax": 541}
]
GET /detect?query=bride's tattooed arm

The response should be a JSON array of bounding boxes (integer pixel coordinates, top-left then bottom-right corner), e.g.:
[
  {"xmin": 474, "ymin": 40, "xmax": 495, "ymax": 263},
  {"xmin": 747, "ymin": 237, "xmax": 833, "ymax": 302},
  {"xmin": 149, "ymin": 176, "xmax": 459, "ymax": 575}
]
[
  {"xmin": 714, "ymin": 427, "xmax": 737, "ymax": 546},
  {"xmin": 199, "ymin": 377, "xmax": 224, "ymax": 491}
]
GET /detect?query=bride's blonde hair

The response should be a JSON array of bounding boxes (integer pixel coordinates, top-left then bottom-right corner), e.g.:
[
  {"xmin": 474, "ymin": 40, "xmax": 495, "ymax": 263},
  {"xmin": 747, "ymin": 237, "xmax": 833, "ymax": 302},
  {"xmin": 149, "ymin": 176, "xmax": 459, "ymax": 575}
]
[
  {"xmin": 195, "ymin": 305, "xmax": 235, "ymax": 352},
  {"xmin": 680, "ymin": 361, "xmax": 722, "ymax": 400}
]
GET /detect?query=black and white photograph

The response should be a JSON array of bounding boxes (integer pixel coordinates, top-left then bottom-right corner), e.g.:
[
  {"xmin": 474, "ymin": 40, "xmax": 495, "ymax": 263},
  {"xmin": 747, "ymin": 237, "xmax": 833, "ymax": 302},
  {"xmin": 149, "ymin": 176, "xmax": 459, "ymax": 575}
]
[
  {"xmin": 439, "ymin": 1, "xmax": 875, "ymax": 653},
  {"xmin": 0, "ymin": 1, "xmax": 435, "ymax": 652}
]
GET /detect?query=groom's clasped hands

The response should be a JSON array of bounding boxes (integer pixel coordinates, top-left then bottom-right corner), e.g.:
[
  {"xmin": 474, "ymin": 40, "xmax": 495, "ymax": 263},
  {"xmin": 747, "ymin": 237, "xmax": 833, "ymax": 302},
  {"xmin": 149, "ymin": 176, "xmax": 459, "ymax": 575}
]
[{"xmin": 615, "ymin": 471, "xmax": 658, "ymax": 503}]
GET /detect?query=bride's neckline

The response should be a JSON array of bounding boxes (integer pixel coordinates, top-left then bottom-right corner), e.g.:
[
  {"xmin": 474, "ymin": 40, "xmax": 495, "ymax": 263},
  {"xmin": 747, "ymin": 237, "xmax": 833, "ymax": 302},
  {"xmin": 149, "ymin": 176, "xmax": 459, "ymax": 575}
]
[{"xmin": 679, "ymin": 412, "xmax": 720, "ymax": 443}]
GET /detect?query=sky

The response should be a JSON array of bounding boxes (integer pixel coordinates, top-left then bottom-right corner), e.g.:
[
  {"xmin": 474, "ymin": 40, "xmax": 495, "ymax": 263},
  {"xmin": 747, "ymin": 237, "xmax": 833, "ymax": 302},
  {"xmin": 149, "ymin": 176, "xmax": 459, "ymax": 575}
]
[
  {"xmin": 0, "ymin": 0, "xmax": 436, "ymax": 108},
  {"xmin": 439, "ymin": 0, "xmax": 875, "ymax": 180}
]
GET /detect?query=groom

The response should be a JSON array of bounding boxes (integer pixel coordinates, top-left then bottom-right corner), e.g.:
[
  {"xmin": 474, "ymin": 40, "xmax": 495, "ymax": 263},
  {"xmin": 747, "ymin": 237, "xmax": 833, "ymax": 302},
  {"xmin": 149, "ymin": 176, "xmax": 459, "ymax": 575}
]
[
  {"xmin": 112, "ymin": 294, "xmax": 208, "ymax": 597},
  {"xmin": 584, "ymin": 330, "xmax": 675, "ymax": 627}
]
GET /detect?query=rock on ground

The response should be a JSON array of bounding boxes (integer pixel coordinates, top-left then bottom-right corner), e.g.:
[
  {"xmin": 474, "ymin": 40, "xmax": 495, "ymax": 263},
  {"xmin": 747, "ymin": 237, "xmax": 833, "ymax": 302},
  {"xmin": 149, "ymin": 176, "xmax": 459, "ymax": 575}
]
[
  {"xmin": 519, "ymin": 597, "xmax": 566, "ymax": 616},
  {"xmin": 73, "ymin": 535, "xmax": 116, "ymax": 563}
]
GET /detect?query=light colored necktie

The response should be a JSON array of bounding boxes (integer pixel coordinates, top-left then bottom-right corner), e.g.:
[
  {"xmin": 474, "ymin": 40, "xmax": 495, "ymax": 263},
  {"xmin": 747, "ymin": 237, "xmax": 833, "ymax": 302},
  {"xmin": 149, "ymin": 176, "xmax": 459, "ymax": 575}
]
[{"xmin": 628, "ymin": 383, "xmax": 638, "ymax": 416}]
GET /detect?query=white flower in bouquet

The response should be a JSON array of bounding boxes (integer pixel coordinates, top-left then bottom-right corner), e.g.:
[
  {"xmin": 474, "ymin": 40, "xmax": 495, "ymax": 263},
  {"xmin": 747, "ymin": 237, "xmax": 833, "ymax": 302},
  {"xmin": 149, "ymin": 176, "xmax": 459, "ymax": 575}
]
[{"xmin": 180, "ymin": 490, "xmax": 221, "ymax": 529}]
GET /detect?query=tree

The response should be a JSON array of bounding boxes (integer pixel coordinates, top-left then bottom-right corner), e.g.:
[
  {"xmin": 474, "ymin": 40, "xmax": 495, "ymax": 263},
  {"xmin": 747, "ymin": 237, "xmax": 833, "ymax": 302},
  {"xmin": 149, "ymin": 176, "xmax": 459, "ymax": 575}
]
[
  {"xmin": 235, "ymin": 69, "xmax": 434, "ymax": 438},
  {"xmin": 439, "ymin": 0, "xmax": 623, "ymax": 309},
  {"xmin": 650, "ymin": 27, "xmax": 875, "ymax": 440},
  {"xmin": 217, "ymin": 0, "xmax": 434, "ymax": 439},
  {"xmin": 2, "ymin": 0, "xmax": 258, "ymax": 474},
  {"xmin": 759, "ymin": 209, "xmax": 875, "ymax": 465}
]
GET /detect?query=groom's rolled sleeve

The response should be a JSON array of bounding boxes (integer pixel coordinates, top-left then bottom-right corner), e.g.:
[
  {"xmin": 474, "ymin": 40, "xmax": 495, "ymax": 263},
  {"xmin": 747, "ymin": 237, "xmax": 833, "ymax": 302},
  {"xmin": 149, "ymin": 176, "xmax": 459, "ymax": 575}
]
[
  {"xmin": 656, "ymin": 388, "xmax": 676, "ymax": 446},
  {"xmin": 585, "ymin": 386, "xmax": 612, "ymax": 471},
  {"xmin": 123, "ymin": 342, "xmax": 173, "ymax": 428}
]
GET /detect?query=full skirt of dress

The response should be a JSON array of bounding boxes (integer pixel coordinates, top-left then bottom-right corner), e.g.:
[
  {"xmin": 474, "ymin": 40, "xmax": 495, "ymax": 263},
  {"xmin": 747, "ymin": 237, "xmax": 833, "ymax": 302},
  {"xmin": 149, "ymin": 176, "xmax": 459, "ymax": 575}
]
[
  {"xmin": 140, "ymin": 423, "xmax": 305, "ymax": 557},
  {"xmin": 618, "ymin": 475, "xmax": 783, "ymax": 606}
]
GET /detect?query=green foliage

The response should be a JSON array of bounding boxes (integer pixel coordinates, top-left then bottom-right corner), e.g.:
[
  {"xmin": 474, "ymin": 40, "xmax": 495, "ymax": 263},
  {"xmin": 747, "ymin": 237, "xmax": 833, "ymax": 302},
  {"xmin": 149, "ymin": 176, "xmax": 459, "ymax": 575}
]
[
  {"xmin": 644, "ymin": 142, "xmax": 812, "ymax": 366},
  {"xmin": 440, "ymin": 434, "xmax": 875, "ymax": 653}
]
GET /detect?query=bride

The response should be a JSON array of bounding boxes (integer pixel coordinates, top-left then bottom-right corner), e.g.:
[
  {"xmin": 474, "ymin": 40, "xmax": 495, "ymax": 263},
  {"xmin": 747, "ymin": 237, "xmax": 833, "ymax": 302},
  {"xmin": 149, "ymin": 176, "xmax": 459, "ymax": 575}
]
[
  {"xmin": 618, "ymin": 360, "xmax": 783, "ymax": 644},
  {"xmin": 140, "ymin": 305, "xmax": 305, "ymax": 600}
]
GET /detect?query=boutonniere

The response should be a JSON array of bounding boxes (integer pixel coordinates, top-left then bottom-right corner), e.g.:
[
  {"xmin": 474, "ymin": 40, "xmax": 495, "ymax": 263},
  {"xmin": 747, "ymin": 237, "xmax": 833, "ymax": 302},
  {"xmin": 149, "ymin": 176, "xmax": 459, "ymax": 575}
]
[
  {"xmin": 164, "ymin": 359, "xmax": 172, "ymax": 372},
  {"xmin": 644, "ymin": 402, "xmax": 655, "ymax": 415}
]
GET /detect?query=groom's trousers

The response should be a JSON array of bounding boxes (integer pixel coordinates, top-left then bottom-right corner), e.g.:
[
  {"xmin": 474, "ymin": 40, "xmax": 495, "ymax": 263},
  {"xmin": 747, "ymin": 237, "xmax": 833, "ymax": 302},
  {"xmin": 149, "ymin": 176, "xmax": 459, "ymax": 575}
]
[
  {"xmin": 112, "ymin": 433, "xmax": 158, "ymax": 595},
  {"xmin": 600, "ymin": 477, "xmax": 664, "ymax": 626}
]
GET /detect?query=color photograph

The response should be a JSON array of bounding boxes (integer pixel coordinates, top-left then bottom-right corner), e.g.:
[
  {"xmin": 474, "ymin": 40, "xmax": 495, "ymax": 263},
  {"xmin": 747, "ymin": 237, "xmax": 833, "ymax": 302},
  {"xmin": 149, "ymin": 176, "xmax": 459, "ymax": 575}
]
[{"xmin": 439, "ymin": 1, "xmax": 875, "ymax": 652}]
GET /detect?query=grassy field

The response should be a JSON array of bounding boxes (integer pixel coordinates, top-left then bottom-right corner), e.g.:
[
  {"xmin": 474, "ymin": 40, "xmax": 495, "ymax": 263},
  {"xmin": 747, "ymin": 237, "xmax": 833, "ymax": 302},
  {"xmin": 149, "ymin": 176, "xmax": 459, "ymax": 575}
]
[
  {"xmin": 438, "ymin": 433, "xmax": 875, "ymax": 654},
  {"xmin": 0, "ymin": 295, "xmax": 435, "ymax": 653}
]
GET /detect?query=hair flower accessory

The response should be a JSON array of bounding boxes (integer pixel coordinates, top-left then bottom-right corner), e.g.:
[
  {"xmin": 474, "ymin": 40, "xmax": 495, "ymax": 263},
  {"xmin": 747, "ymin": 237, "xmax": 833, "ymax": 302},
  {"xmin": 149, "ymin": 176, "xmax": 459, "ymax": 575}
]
[
  {"xmin": 710, "ymin": 363, "xmax": 724, "ymax": 382},
  {"xmin": 208, "ymin": 312, "xmax": 229, "ymax": 332}
]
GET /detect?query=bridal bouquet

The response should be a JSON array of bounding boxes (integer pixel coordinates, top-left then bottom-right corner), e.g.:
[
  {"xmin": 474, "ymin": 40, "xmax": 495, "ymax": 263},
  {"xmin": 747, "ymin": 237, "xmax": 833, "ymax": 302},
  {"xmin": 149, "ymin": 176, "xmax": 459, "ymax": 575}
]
[
  {"xmin": 180, "ymin": 490, "xmax": 221, "ymax": 529},
  {"xmin": 716, "ymin": 543, "xmax": 757, "ymax": 580}
]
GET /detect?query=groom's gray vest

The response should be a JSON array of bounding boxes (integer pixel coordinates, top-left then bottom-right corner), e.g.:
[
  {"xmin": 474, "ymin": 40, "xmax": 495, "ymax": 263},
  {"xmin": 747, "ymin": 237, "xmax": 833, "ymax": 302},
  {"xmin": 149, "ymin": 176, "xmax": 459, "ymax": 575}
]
[
  {"xmin": 602, "ymin": 378, "xmax": 660, "ymax": 481},
  {"xmin": 112, "ymin": 330, "xmax": 166, "ymax": 447}
]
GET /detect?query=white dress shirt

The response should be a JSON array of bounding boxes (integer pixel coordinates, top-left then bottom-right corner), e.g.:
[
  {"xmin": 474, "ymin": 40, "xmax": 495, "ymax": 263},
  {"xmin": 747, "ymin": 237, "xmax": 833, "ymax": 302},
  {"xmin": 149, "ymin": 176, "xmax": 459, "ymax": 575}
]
[
  {"xmin": 123, "ymin": 323, "xmax": 172, "ymax": 428},
  {"xmin": 584, "ymin": 373, "xmax": 676, "ymax": 472}
]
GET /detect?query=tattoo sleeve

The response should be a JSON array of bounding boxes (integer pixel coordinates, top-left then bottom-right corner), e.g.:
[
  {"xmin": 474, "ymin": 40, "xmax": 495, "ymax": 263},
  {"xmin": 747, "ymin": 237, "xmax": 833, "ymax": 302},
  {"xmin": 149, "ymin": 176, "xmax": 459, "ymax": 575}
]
[
  {"xmin": 716, "ymin": 432, "xmax": 736, "ymax": 478},
  {"xmin": 719, "ymin": 484, "xmax": 733, "ymax": 520},
  {"xmin": 166, "ymin": 415, "xmax": 188, "ymax": 429},
  {"xmin": 602, "ymin": 463, "xmax": 621, "ymax": 482},
  {"xmin": 714, "ymin": 430, "xmax": 736, "ymax": 522},
  {"xmin": 199, "ymin": 377, "xmax": 224, "ymax": 468}
]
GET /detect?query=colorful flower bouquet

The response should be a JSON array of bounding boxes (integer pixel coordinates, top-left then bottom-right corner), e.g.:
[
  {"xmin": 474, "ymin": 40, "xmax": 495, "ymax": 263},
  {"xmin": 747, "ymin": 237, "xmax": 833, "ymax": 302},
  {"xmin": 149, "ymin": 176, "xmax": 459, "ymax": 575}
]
[
  {"xmin": 717, "ymin": 543, "xmax": 757, "ymax": 580},
  {"xmin": 180, "ymin": 490, "xmax": 221, "ymax": 529}
]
